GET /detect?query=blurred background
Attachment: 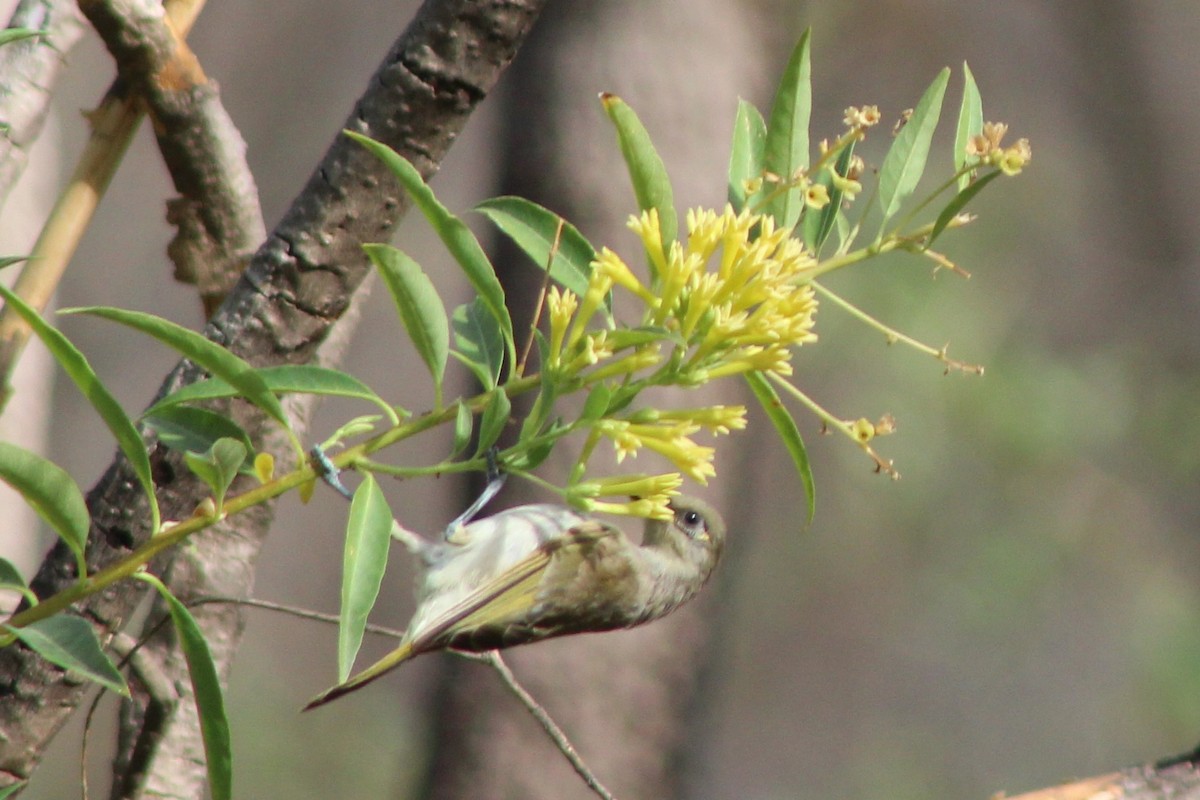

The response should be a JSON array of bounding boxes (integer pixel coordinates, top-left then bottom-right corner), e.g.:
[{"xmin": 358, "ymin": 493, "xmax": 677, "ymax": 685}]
[{"xmin": 2, "ymin": 1, "xmax": 1199, "ymax": 798}]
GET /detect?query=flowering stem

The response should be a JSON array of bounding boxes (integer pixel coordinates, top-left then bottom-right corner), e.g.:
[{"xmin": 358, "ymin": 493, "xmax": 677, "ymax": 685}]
[
  {"xmin": 767, "ymin": 372, "xmax": 898, "ymax": 478},
  {"xmin": 811, "ymin": 281, "xmax": 982, "ymax": 374}
]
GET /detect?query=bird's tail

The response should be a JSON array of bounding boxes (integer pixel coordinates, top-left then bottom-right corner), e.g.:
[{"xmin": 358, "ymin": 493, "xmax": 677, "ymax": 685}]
[{"xmin": 302, "ymin": 640, "xmax": 417, "ymax": 711}]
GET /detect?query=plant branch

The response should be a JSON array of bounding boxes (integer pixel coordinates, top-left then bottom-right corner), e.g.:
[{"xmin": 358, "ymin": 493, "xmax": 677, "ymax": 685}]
[
  {"xmin": 478, "ymin": 651, "xmax": 618, "ymax": 800},
  {"xmin": 0, "ymin": 0, "xmax": 549, "ymax": 792}
]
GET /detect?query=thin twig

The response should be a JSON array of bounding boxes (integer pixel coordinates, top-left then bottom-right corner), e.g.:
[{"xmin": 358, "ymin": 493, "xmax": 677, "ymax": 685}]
[
  {"xmin": 479, "ymin": 651, "xmax": 618, "ymax": 800},
  {"xmin": 517, "ymin": 217, "xmax": 565, "ymax": 376},
  {"xmin": 188, "ymin": 595, "xmax": 405, "ymax": 639}
]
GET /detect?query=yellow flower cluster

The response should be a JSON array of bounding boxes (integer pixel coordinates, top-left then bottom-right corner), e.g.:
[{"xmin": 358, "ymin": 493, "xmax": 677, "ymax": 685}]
[{"xmin": 545, "ymin": 205, "xmax": 819, "ymax": 513}]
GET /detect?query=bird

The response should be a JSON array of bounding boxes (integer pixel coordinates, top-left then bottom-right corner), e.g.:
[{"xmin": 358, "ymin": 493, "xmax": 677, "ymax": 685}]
[{"xmin": 303, "ymin": 495, "xmax": 725, "ymax": 710}]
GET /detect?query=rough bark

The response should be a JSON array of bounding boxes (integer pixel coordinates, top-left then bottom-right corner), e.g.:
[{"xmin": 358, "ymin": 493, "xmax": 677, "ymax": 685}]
[{"xmin": 0, "ymin": 0, "xmax": 547, "ymax": 794}]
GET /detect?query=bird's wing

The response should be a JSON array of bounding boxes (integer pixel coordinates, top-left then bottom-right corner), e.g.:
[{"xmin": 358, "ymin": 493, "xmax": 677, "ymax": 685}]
[
  {"xmin": 303, "ymin": 639, "xmax": 418, "ymax": 711},
  {"xmin": 407, "ymin": 519, "xmax": 620, "ymax": 652}
]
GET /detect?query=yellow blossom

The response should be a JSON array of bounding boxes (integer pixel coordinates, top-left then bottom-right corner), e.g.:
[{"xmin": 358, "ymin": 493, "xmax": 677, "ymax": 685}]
[
  {"xmin": 570, "ymin": 472, "xmax": 683, "ymax": 500},
  {"xmin": 804, "ymin": 183, "xmax": 830, "ymax": 210},
  {"xmin": 546, "ymin": 286, "xmax": 577, "ymax": 367},
  {"xmin": 584, "ymin": 496, "xmax": 674, "ymax": 520}
]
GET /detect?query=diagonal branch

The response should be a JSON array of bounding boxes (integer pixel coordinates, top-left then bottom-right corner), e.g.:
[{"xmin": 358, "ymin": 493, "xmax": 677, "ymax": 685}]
[
  {"xmin": 0, "ymin": 0, "xmax": 548, "ymax": 794},
  {"xmin": 76, "ymin": 0, "xmax": 266, "ymax": 316},
  {"xmin": 0, "ymin": 0, "xmax": 88, "ymax": 208}
]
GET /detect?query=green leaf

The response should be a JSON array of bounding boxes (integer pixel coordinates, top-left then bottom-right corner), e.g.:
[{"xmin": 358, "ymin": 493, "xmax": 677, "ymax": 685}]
[
  {"xmin": 339, "ymin": 474, "xmax": 393, "ymax": 682},
  {"xmin": 0, "ymin": 557, "xmax": 26, "ymax": 589},
  {"xmin": 451, "ymin": 299, "xmax": 504, "ymax": 390},
  {"xmin": 600, "ymin": 93, "xmax": 677, "ymax": 270},
  {"xmin": 145, "ymin": 365, "xmax": 401, "ymax": 427},
  {"xmin": 878, "ymin": 67, "xmax": 951, "ymax": 228},
  {"xmin": 0, "ymin": 782, "xmax": 26, "ymax": 798},
  {"xmin": 61, "ymin": 306, "xmax": 294, "ymax": 445},
  {"xmin": 364, "ymin": 243, "xmax": 449, "ymax": 400},
  {"xmin": 475, "ymin": 388, "xmax": 511, "ymax": 457},
  {"xmin": 580, "ymin": 384, "xmax": 612, "ymax": 423},
  {"xmin": 762, "ymin": 29, "xmax": 812, "ymax": 231},
  {"xmin": 927, "ymin": 169, "xmax": 1000, "ymax": 248},
  {"xmin": 0, "ymin": 28, "xmax": 42, "ymax": 47},
  {"xmin": 475, "ymin": 197, "xmax": 601, "ymax": 307},
  {"xmin": 184, "ymin": 438, "xmax": 247, "ymax": 512},
  {"xmin": 450, "ymin": 401, "xmax": 473, "ymax": 458},
  {"xmin": 954, "ymin": 62, "xmax": 984, "ymax": 191},
  {"xmin": 344, "ymin": 131, "xmax": 515, "ymax": 370},
  {"xmin": 144, "ymin": 406, "xmax": 254, "ymax": 467},
  {"xmin": 802, "ymin": 139, "xmax": 856, "ymax": 254},
  {"xmin": 0, "ymin": 283, "xmax": 160, "ymax": 533},
  {"xmin": 0, "ymin": 442, "xmax": 89, "ymax": 574},
  {"xmin": 744, "ymin": 371, "xmax": 814, "ymax": 525},
  {"xmin": 137, "ymin": 574, "xmax": 232, "ymax": 800},
  {"xmin": 727, "ymin": 99, "xmax": 767, "ymax": 212},
  {"xmin": 9, "ymin": 615, "xmax": 128, "ymax": 696}
]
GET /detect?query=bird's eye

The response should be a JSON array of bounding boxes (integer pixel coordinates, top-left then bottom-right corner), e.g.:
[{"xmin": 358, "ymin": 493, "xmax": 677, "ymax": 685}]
[{"xmin": 676, "ymin": 508, "xmax": 706, "ymax": 538}]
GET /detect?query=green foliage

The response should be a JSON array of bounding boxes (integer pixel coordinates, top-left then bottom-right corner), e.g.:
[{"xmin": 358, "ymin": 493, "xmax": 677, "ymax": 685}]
[
  {"xmin": 366, "ymin": 243, "xmax": 450, "ymax": 406},
  {"xmin": 877, "ymin": 68, "xmax": 950, "ymax": 230},
  {"xmin": 338, "ymin": 475, "xmax": 393, "ymax": 682},
  {"xmin": 136, "ymin": 573, "xmax": 233, "ymax": 800},
  {"xmin": 343, "ymin": 131, "xmax": 516, "ymax": 371},
  {"xmin": 0, "ymin": 442, "xmax": 90, "ymax": 579},
  {"xmin": 184, "ymin": 438, "xmax": 248, "ymax": 516},
  {"xmin": 0, "ymin": 283, "xmax": 160, "ymax": 533},
  {"xmin": 6, "ymin": 615, "xmax": 128, "ymax": 696},
  {"xmin": 600, "ymin": 93, "xmax": 678, "ymax": 268},
  {"xmin": 146, "ymin": 364, "xmax": 402, "ymax": 427},
  {"xmin": 762, "ymin": 29, "xmax": 812, "ymax": 231},
  {"xmin": 0, "ymin": 29, "xmax": 1029, "ymax": 797},
  {"xmin": 476, "ymin": 196, "xmax": 601, "ymax": 308}
]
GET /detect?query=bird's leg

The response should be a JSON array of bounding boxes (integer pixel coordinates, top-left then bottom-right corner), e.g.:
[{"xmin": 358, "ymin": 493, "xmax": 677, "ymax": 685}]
[
  {"xmin": 310, "ymin": 446, "xmax": 435, "ymax": 559},
  {"xmin": 309, "ymin": 445, "xmax": 353, "ymax": 500},
  {"xmin": 443, "ymin": 448, "xmax": 507, "ymax": 540}
]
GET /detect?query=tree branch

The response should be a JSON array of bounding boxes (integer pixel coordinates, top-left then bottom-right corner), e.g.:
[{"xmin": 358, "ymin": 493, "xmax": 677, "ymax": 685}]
[
  {"xmin": 0, "ymin": 0, "xmax": 548, "ymax": 793},
  {"xmin": 76, "ymin": 0, "xmax": 266, "ymax": 315},
  {"xmin": 0, "ymin": 0, "xmax": 88, "ymax": 208}
]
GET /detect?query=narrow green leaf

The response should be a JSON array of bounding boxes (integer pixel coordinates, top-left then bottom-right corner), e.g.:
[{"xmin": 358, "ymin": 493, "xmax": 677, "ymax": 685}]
[
  {"xmin": 599, "ymin": 93, "xmax": 677, "ymax": 268},
  {"xmin": 475, "ymin": 388, "xmax": 511, "ymax": 457},
  {"xmin": 727, "ymin": 99, "xmax": 767, "ymax": 212},
  {"xmin": 0, "ymin": 557, "xmax": 35, "ymax": 608},
  {"xmin": 137, "ymin": 574, "xmax": 233, "ymax": 800},
  {"xmin": 580, "ymin": 384, "xmax": 612, "ymax": 423},
  {"xmin": 0, "ymin": 28, "xmax": 41, "ymax": 47},
  {"xmin": 878, "ymin": 67, "xmax": 951, "ymax": 227},
  {"xmin": 954, "ymin": 62, "xmax": 984, "ymax": 191},
  {"xmin": 802, "ymin": 140, "xmax": 856, "ymax": 253},
  {"xmin": 339, "ymin": 474, "xmax": 393, "ymax": 682},
  {"xmin": 0, "ymin": 283, "xmax": 160, "ymax": 533},
  {"xmin": 0, "ymin": 558, "xmax": 26, "ymax": 589},
  {"xmin": 364, "ymin": 243, "xmax": 449, "ymax": 399},
  {"xmin": 144, "ymin": 406, "xmax": 254, "ymax": 466},
  {"xmin": 452, "ymin": 299, "xmax": 504, "ymax": 390},
  {"xmin": 744, "ymin": 371, "xmax": 814, "ymax": 525},
  {"xmin": 762, "ymin": 29, "xmax": 812, "ymax": 231},
  {"xmin": 0, "ymin": 442, "xmax": 89, "ymax": 570},
  {"xmin": 9, "ymin": 615, "xmax": 128, "ymax": 696},
  {"xmin": 450, "ymin": 401, "xmax": 473, "ymax": 458},
  {"xmin": 145, "ymin": 365, "xmax": 401, "ymax": 427},
  {"xmin": 184, "ymin": 438, "xmax": 247, "ymax": 511},
  {"xmin": 61, "ymin": 307, "xmax": 292, "ymax": 438},
  {"xmin": 927, "ymin": 170, "xmax": 1000, "ymax": 247},
  {"xmin": 344, "ymin": 131, "xmax": 515, "ymax": 369},
  {"xmin": 0, "ymin": 781, "xmax": 26, "ymax": 798},
  {"xmin": 475, "ymin": 197, "xmax": 600, "ymax": 306}
]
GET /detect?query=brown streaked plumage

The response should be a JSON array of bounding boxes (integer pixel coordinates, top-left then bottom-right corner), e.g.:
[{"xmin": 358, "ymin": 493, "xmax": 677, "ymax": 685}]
[{"xmin": 304, "ymin": 496, "xmax": 724, "ymax": 710}]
